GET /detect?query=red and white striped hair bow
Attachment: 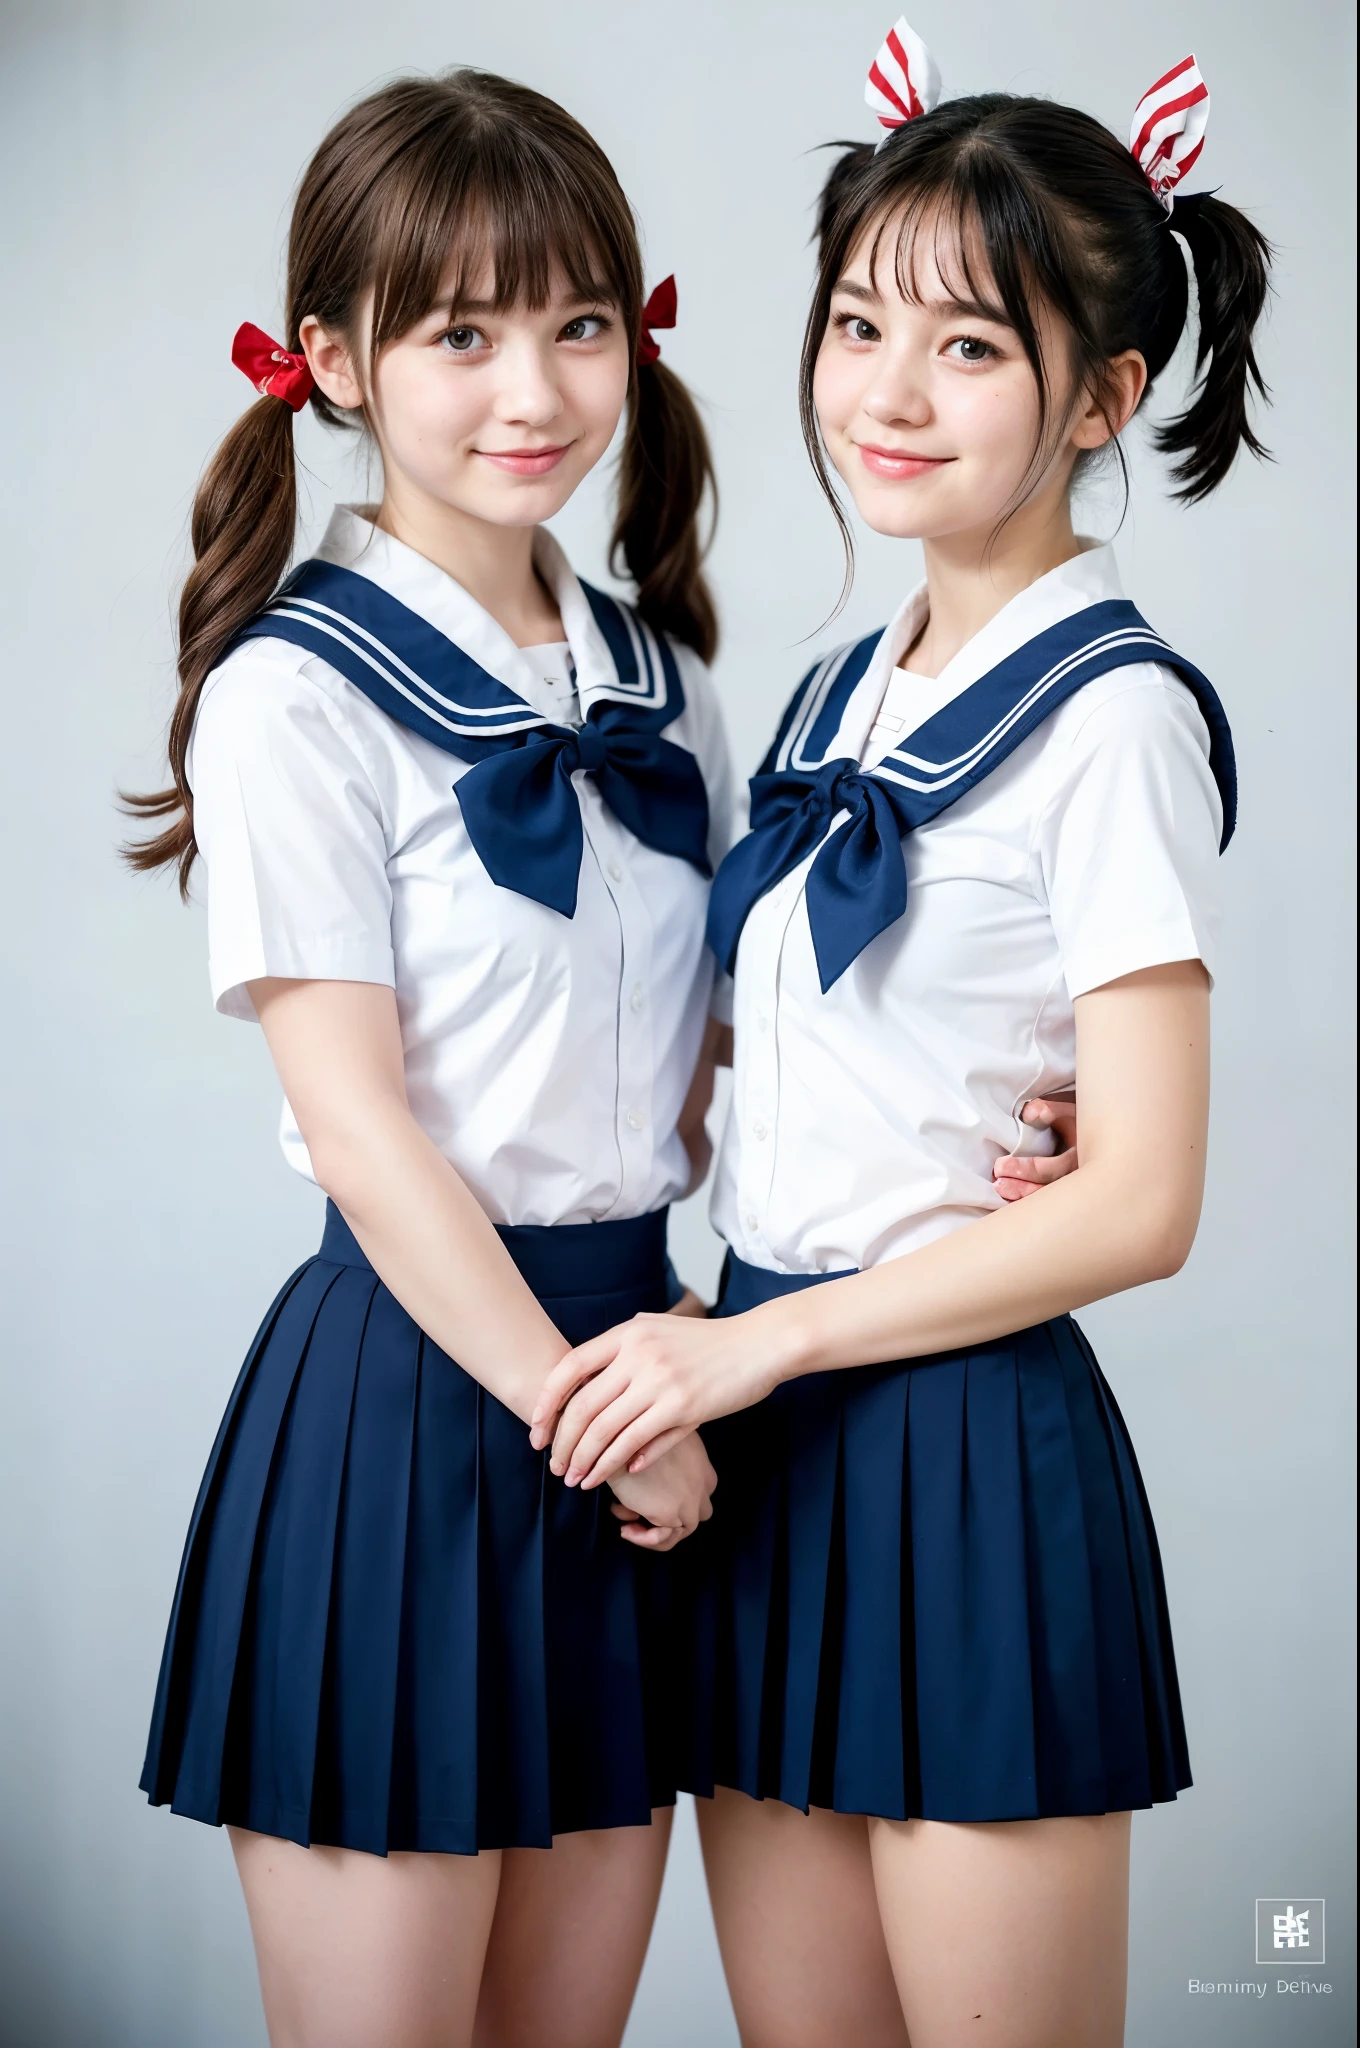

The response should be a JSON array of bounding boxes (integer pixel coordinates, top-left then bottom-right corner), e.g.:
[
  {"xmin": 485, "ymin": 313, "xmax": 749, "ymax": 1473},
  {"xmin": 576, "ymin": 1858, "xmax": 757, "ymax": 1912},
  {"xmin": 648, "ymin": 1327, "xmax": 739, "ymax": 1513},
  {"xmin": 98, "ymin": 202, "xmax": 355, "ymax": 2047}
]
[
  {"xmin": 1129, "ymin": 55, "xmax": 1210, "ymax": 213},
  {"xmin": 865, "ymin": 17, "xmax": 941, "ymax": 147}
]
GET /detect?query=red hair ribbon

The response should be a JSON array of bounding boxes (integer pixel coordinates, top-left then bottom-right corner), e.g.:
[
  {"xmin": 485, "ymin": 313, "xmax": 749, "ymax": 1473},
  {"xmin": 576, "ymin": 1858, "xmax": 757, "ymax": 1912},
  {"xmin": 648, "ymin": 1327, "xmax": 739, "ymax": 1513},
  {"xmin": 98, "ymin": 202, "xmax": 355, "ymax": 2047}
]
[
  {"xmin": 231, "ymin": 321, "xmax": 315, "ymax": 410},
  {"xmin": 638, "ymin": 276, "xmax": 677, "ymax": 368},
  {"xmin": 1129, "ymin": 56, "xmax": 1210, "ymax": 213},
  {"xmin": 865, "ymin": 17, "xmax": 942, "ymax": 145}
]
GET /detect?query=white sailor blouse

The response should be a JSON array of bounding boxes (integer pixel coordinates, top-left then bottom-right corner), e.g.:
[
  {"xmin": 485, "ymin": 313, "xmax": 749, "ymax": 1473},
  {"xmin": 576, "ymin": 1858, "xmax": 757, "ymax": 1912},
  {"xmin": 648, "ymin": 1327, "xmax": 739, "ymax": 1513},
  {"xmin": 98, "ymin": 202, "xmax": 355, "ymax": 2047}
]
[
  {"xmin": 188, "ymin": 506, "xmax": 735, "ymax": 1228},
  {"xmin": 708, "ymin": 543, "xmax": 1233, "ymax": 1276}
]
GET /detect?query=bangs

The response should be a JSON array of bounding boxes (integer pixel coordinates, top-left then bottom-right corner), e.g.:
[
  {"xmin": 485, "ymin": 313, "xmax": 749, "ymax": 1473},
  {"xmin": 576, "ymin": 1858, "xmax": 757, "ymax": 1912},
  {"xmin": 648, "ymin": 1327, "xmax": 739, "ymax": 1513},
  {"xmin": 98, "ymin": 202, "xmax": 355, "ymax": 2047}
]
[
  {"xmin": 366, "ymin": 115, "xmax": 639, "ymax": 353},
  {"xmin": 859, "ymin": 162, "xmax": 1060, "ymax": 411}
]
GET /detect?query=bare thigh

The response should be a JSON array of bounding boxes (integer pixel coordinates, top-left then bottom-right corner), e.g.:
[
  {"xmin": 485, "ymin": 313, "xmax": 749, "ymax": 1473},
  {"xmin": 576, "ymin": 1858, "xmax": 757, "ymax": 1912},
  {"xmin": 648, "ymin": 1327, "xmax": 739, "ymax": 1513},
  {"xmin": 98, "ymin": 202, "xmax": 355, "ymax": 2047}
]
[
  {"xmin": 869, "ymin": 1811, "xmax": 1132, "ymax": 2048},
  {"xmin": 473, "ymin": 1809, "xmax": 674, "ymax": 2048},
  {"xmin": 696, "ymin": 1789, "xmax": 910, "ymax": 2048},
  {"xmin": 230, "ymin": 1827, "xmax": 501, "ymax": 2048}
]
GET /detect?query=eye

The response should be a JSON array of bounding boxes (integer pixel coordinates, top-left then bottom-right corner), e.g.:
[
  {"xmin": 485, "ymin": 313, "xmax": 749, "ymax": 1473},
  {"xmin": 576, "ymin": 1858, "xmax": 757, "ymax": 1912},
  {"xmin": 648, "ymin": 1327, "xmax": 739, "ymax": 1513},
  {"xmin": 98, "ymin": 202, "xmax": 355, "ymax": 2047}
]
[
  {"xmin": 944, "ymin": 334, "xmax": 998, "ymax": 364},
  {"xmin": 559, "ymin": 314, "xmax": 608, "ymax": 343},
  {"xmin": 832, "ymin": 311, "xmax": 882, "ymax": 346},
  {"xmin": 440, "ymin": 324, "xmax": 489, "ymax": 355}
]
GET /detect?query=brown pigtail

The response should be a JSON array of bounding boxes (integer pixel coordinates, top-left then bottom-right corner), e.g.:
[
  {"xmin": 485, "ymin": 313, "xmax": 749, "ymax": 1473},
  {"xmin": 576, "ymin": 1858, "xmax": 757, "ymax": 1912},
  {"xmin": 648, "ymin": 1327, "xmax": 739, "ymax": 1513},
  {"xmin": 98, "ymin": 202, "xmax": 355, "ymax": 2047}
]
[
  {"xmin": 123, "ymin": 396, "xmax": 298, "ymax": 894},
  {"xmin": 612, "ymin": 357, "xmax": 718, "ymax": 665}
]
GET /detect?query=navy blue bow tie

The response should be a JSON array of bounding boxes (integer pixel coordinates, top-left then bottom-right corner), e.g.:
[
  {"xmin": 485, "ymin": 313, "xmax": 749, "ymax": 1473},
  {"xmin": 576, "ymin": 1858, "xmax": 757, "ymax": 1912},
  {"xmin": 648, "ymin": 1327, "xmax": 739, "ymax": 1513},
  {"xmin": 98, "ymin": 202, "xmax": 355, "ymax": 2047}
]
[
  {"xmin": 453, "ymin": 704, "xmax": 711, "ymax": 917},
  {"xmin": 707, "ymin": 759, "xmax": 915, "ymax": 992},
  {"xmin": 235, "ymin": 560, "xmax": 710, "ymax": 917},
  {"xmin": 706, "ymin": 598, "xmax": 1237, "ymax": 993}
]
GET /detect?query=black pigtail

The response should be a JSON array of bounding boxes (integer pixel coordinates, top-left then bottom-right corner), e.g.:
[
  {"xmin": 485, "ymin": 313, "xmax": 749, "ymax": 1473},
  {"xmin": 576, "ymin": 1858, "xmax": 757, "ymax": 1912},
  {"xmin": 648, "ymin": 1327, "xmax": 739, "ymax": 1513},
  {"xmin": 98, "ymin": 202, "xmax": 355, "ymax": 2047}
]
[{"xmin": 1155, "ymin": 192, "xmax": 1273, "ymax": 501}]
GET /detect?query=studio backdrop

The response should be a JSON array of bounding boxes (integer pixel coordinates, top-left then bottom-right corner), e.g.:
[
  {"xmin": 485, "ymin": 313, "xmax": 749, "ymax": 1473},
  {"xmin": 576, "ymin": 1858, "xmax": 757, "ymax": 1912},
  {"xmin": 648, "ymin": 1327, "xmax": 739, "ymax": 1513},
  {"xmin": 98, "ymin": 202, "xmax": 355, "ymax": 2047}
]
[{"xmin": 1, "ymin": 1, "xmax": 1354, "ymax": 2043}]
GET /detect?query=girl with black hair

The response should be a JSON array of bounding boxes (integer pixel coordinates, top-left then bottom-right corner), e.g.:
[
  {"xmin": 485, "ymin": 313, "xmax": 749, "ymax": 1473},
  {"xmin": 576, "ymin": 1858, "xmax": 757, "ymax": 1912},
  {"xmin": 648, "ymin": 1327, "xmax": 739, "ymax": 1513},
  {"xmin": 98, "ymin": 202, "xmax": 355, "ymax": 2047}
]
[
  {"xmin": 130, "ymin": 68, "xmax": 734, "ymax": 2048},
  {"xmin": 535, "ymin": 24, "xmax": 1269, "ymax": 2045}
]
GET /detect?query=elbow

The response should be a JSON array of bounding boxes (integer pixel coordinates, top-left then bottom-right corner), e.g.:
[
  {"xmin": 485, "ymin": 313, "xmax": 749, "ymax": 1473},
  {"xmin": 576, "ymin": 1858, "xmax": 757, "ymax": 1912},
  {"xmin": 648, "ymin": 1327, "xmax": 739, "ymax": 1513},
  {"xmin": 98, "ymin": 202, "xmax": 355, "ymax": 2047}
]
[{"xmin": 1127, "ymin": 1203, "xmax": 1201, "ymax": 1285}]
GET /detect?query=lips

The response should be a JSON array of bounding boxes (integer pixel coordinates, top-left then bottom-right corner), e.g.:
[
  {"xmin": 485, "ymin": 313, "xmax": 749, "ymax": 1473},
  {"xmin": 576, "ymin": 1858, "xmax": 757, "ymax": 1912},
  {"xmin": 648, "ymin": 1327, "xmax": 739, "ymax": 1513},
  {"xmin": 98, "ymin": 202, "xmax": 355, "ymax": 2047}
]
[
  {"xmin": 475, "ymin": 444, "xmax": 573, "ymax": 476},
  {"xmin": 855, "ymin": 444, "xmax": 952, "ymax": 481}
]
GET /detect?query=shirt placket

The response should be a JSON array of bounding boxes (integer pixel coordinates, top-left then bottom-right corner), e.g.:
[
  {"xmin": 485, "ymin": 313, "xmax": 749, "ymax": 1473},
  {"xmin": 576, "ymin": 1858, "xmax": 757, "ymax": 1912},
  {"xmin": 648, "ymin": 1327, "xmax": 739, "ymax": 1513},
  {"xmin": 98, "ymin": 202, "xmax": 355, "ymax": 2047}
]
[
  {"xmin": 732, "ymin": 865, "xmax": 805, "ymax": 1262},
  {"xmin": 582, "ymin": 789, "xmax": 655, "ymax": 1219}
]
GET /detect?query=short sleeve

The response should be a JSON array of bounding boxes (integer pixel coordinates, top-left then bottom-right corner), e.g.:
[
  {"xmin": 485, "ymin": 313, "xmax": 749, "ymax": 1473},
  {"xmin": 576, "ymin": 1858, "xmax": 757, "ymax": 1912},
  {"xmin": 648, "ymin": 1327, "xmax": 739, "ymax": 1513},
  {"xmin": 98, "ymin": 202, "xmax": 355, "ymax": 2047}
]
[
  {"xmin": 1035, "ymin": 669, "xmax": 1224, "ymax": 1000},
  {"xmin": 189, "ymin": 648, "xmax": 397, "ymax": 1019}
]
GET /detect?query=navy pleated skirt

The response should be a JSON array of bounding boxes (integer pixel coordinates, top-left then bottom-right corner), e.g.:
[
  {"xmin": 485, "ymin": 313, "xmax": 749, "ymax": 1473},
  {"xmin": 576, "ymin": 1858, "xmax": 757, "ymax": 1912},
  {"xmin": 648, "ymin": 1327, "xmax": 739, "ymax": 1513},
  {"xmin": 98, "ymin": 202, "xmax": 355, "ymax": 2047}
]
[
  {"xmin": 141, "ymin": 1203, "xmax": 679, "ymax": 1855},
  {"xmin": 674, "ymin": 1253, "xmax": 1192, "ymax": 1824}
]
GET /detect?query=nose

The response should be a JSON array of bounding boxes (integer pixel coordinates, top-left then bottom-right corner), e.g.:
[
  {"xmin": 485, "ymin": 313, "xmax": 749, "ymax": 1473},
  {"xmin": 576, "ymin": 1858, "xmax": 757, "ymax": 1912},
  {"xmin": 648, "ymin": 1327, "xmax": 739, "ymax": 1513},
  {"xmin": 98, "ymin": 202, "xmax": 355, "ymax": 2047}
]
[
  {"xmin": 492, "ymin": 337, "xmax": 565, "ymax": 430},
  {"xmin": 861, "ymin": 345, "xmax": 933, "ymax": 431}
]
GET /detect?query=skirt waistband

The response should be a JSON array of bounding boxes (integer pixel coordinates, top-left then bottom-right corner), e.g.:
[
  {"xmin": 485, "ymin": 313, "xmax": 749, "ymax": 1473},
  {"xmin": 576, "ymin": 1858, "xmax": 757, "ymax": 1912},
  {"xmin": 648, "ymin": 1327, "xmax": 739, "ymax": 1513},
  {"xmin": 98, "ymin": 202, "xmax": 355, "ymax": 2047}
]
[
  {"xmin": 320, "ymin": 1199, "xmax": 670, "ymax": 1302},
  {"xmin": 717, "ymin": 1248, "xmax": 850, "ymax": 1318}
]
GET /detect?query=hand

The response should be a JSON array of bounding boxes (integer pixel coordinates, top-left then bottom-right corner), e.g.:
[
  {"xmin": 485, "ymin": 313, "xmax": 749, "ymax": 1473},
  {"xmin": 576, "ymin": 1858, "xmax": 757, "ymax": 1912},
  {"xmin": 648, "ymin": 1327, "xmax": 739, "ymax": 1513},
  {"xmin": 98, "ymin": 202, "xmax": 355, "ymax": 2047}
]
[
  {"xmin": 530, "ymin": 1310, "xmax": 783, "ymax": 1492},
  {"xmin": 607, "ymin": 1430, "xmax": 717, "ymax": 1552},
  {"xmin": 994, "ymin": 1094, "xmax": 1079, "ymax": 1203},
  {"xmin": 668, "ymin": 1287, "xmax": 708, "ymax": 1318}
]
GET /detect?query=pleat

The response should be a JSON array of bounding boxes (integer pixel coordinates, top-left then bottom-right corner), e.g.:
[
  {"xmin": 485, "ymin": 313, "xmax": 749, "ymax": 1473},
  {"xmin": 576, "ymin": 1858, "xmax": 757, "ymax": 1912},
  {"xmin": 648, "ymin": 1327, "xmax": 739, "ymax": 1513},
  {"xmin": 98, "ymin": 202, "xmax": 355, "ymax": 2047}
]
[
  {"xmin": 472, "ymin": 1385, "xmax": 552, "ymax": 1846},
  {"xmin": 909, "ymin": 1346, "xmax": 1038, "ymax": 1821},
  {"xmin": 140, "ymin": 1259, "xmax": 314, "ymax": 1804},
  {"xmin": 1075, "ymin": 1325, "xmax": 1192, "ymax": 1799},
  {"xmin": 1014, "ymin": 1322, "xmax": 1109, "ymax": 1814},
  {"xmin": 168, "ymin": 1259, "xmax": 344, "ymax": 1821},
  {"xmin": 832, "ymin": 1368, "xmax": 909, "ymax": 1817},
  {"xmin": 236, "ymin": 1266, "xmax": 376, "ymax": 1842},
  {"xmin": 309, "ymin": 1284, "xmax": 421, "ymax": 1855},
  {"xmin": 386, "ymin": 1331, "xmax": 482, "ymax": 1850},
  {"xmin": 777, "ymin": 1385, "xmax": 843, "ymax": 1811}
]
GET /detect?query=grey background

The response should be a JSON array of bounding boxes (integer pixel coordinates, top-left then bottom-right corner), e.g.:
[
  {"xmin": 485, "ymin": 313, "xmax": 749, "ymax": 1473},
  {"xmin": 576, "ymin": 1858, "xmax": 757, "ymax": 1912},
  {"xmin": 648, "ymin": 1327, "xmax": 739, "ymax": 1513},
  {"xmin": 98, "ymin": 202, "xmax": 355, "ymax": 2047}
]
[{"xmin": 1, "ymin": 0, "xmax": 1354, "ymax": 2042}]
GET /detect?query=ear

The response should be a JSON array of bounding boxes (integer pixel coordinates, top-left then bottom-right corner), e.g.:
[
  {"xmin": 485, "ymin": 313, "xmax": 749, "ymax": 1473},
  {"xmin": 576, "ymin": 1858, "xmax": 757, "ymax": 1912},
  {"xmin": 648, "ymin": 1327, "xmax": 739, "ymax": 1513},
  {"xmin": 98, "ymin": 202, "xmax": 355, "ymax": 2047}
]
[
  {"xmin": 299, "ymin": 315, "xmax": 365, "ymax": 413},
  {"xmin": 1070, "ymin": 350, "xmax": 1148, "ymax": 451}
]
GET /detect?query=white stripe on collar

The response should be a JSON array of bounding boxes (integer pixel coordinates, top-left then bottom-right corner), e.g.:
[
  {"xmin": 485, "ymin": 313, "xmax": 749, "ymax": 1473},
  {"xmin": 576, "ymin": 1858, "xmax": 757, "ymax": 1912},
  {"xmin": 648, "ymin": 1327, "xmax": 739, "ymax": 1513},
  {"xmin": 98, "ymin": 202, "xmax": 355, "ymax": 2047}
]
[
  {"xmin": 825, "ymin": 540, "xmax": 1128, "ymax": 767},
  {"xmin": 313, "ymin": 506, "xmax": 660, "ymax": 727}
]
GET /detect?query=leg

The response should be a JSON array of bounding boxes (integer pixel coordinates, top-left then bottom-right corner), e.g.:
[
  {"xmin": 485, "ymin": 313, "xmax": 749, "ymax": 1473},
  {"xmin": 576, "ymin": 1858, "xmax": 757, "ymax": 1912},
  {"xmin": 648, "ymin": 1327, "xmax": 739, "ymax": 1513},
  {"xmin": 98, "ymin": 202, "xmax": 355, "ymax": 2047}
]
[
  {"xmin": 696, "ymin": 1789, "xmax": 910, "ymax": 2048},
  {"xmin": 869, "ymin": 1811, "xmax": 1131, "ymax": 2048},
  {"xmin": 230, "ymin": 1827, "xmax": 501, "ymax": 2048},
  {"xmin": 472, "ymin": 1809, "xmax": 673, "ymax": 2048}
]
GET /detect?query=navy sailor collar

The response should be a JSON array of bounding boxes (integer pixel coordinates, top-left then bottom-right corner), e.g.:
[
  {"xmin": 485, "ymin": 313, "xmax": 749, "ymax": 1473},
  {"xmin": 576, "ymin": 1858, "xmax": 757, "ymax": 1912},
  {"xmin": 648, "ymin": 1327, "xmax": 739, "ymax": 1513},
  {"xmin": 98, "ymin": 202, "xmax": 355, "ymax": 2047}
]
[{"xmin": 281, "ymin": 504, "xmax": 683, "ymax": 735}]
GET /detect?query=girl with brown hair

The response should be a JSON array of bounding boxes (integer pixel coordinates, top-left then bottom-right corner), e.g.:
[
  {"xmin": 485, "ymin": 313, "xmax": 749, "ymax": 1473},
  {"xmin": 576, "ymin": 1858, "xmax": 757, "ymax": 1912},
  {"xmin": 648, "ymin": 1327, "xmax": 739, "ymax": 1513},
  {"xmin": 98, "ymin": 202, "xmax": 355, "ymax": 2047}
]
[{"xmin": 132, "ymin": 68, "xmax": 731, "ymax": 2048}]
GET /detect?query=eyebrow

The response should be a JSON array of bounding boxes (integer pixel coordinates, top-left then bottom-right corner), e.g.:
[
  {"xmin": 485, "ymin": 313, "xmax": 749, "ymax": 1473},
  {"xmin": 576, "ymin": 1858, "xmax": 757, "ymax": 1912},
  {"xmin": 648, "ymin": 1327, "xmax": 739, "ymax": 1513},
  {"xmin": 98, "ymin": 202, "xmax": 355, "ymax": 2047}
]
[
  {"xmin": 439, "ymin": 286, "xmax": 619, "ymax": 320},
  {"xmin": 831, "ymin": 277, "xmax": 1014, "ymax": 328}
]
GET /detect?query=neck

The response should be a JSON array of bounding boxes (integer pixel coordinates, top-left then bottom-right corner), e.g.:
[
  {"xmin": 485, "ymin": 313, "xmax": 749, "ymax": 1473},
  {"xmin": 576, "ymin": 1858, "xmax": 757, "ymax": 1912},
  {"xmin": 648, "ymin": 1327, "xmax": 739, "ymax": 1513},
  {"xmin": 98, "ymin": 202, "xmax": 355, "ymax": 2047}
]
[
  {"xmin": 908, "ymin": 483, "xmax": 1083, "ymax": 677},
  {"xmin": 373, "ymin": 476, "xmax": 564, "ymax": 647}
]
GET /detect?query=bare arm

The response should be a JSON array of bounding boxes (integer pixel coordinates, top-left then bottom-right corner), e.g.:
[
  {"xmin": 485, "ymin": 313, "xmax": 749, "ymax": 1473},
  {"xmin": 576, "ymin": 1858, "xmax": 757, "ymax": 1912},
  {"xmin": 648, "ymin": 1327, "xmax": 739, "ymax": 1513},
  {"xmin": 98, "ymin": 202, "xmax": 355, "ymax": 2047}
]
[
  {"xmin": 253, "ymin": 977, "xmax": 571, "ymax": 1423},
  {"xmin": 531, "ymin": 962, "xmax": 1210, "ymax": 1485},
  {"xmin": 250, "ymin": 976, "xmax": 718, "ymax": 1543}
]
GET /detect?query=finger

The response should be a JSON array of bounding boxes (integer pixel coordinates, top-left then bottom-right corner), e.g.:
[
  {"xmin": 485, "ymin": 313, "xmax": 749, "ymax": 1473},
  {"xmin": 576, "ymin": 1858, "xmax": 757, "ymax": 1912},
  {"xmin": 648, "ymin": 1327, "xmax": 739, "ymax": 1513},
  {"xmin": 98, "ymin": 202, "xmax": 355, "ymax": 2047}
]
[
  {"xmin": 1020, "ymin": 1149, "xmax": 1080, "ymax": 1185},
  {"xmin": 565, "ymin": 1387, "xmax": 656, "ymax": 1486},
  {"xmin": 1021, "ymin": 1097, "xmax": 1078, "ymax": 1150},
  {"xmin": 529, "ymin": 1331, "xmax": 620, "ymax": 1443},
  {"xmin": 549, "ymin": 1367, "xmax": 630, "ymax": 1474},
  {"xmin": 626, "ymin": 1424, "xmax": 695, "ymax": 1473},
  {"xmin": 994, "ymin": 1152, "xmax": 1046, "ymax": 1182},
  {"xmin": 621, "ymin": 1522, "xmax": 683, "ymax": 1552},
  {"xmin": 609, "ymin": 1501, "xmax": 643, "ymax": 1522},
  {"xmin": 994, "ymin": 1174, "xmax": 1043, "ymax": 1202},
  {"xmin": 579, "ymin": 1407, "xmax": 680, "ymax": 1491}
]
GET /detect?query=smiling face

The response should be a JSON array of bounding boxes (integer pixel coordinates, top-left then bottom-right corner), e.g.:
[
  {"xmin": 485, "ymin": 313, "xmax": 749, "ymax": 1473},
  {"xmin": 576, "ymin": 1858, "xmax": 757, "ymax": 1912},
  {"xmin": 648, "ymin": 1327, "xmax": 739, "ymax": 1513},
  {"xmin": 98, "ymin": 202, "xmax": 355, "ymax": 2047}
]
[
  {"xmin": 304, "ymin": 262, "xmax": 633, "ymax": 532},
  {"xmin": 812, "ymin": 209, "xmax": 1079, "ymax": 544}
]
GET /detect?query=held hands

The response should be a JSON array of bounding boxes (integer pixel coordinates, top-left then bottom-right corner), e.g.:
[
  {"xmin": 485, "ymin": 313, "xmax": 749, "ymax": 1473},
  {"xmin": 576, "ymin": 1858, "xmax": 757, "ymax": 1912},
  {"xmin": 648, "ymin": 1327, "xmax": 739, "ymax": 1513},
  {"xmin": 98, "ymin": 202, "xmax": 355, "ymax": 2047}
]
[
  {"xmin": 606, "ymin": 1429, "xmax": 717, "ymax": 1551},
  {"xmin": 993, "ymin": 1095, "xmax": 1079, "ymax": 1203},
  {"xmin": 531, "ymin": 1310, "xmax": 782, "ymax": 1494}
]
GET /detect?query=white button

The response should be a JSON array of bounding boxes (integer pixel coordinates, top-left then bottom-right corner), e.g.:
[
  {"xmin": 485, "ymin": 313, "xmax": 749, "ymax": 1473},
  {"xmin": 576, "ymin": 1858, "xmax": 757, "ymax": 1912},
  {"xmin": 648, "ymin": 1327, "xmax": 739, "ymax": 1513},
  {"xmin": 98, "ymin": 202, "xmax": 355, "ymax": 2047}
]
[
  {"xmin": 757, "ymin": 1013, "xmax": 769, "ymax": 1032},
  {"xmin": 744, "ymin": 1211, "xmax": 759, "ymax": 1231},
  {"xmin": 625, "ymin": 1108, "xmax": 644, "ymax": 1131},
  {"xmin": 752, "ymin": 1121, "xmax": 768, "ymax": 1141},
  {"xmin": 607, "ymin": 859, "xmax": 623, "ymax": 882},
  {"xmin": 629, "ymin": 984, "xmax": 645, "ymax": 1012}
]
